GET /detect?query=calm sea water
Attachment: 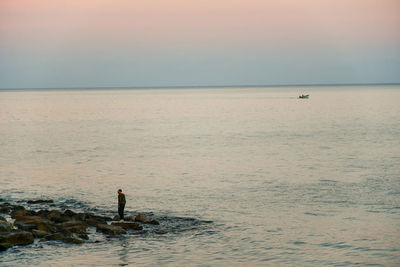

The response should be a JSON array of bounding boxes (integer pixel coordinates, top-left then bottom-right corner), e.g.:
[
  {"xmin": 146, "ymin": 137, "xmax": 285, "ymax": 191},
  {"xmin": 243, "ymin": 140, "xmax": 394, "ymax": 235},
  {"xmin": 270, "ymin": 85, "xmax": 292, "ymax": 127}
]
[{"xmin": 1, "ymin": 86, "xmax": 399, "ymax": 266}]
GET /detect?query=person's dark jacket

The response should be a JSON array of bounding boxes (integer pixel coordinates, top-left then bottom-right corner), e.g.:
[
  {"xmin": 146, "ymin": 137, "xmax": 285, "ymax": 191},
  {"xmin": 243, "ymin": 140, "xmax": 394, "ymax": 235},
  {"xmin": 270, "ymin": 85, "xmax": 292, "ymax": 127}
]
[{"xmin": 118, "ymin": 193, "xmax": 126, "ymax": 205}]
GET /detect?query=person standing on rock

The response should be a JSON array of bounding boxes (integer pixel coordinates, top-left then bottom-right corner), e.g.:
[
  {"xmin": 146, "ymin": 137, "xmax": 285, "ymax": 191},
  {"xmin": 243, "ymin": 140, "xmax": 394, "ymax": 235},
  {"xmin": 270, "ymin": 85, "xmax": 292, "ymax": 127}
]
[{"xmin": 117, "ymin": 189, "xmax": 126, "ymax": 221}]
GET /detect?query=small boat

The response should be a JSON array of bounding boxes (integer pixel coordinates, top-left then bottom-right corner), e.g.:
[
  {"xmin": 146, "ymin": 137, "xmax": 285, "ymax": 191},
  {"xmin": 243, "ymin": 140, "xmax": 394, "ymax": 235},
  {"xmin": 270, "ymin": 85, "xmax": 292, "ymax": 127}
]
[{"xmin": 298, "ymin": 94, "xmax": 309, "ymax": 99}]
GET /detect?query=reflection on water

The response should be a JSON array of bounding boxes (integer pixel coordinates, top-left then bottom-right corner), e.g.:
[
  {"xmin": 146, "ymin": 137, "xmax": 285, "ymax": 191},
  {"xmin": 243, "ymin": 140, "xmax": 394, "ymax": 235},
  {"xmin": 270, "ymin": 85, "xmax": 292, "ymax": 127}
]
[
  {"xmin": 1, "ymin": 86, "xmax": 400, "ymax": 266},
  {"xmin": 118, "ymin": 239, "xmax": 129, "ymax": 266}
]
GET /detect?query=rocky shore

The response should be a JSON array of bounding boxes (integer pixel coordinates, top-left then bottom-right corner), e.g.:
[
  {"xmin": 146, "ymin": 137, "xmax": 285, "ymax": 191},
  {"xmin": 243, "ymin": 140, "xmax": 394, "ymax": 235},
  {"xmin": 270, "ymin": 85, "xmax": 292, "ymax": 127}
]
[{"xmin": 0, "ymin": 199, "xmax": 160, "ymax": 252}]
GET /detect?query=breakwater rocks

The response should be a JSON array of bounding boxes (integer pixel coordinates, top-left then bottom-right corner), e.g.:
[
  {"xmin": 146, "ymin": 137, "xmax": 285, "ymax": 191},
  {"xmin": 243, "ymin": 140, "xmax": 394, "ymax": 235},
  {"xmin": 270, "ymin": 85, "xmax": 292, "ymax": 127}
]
[{"xmin": 0, "ymin": 200, "xmax": 160, "ymax": 252}]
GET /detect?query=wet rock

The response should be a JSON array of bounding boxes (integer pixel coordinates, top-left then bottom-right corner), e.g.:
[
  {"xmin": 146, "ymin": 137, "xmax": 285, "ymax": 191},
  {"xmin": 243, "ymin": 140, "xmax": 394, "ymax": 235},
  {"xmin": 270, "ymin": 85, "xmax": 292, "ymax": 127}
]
[
  {"xmin": 111, "ymin": 222, "xmax": 143, "ymax": 230},
  {"xmin": 27, "ymin": 199, "xmax": 54, "ymax": 204},
  {"xmin": 47, "ymin": 210, "xmax": 62, "ymax": 219},
  {"xmin": 11, "ymin": 205, "xmax": 25, "ymax": 212},
  {"xmin": 83, "ymin": 213, "xmax": 111, "ymax": 226},
  {"xmin": 63, "ymin": 209, "xmax": 77, "ymax": 217},
  {"xmin": 0, "ymin": 202, "xmax": 170, "ymax": 249},
  {"xmin": 0, "ymin": 231, "xmax": 34, "ymax": 246},
  {"xmin": 0, "ymin": 206, "xmax": 11, "ymax": 213},
  {"xmin": 58, "ymin": 221, "xmax": 87, "ymax": 234},
  {"xmin": 124, "ymin": 216, "xmax": 134, "ymax": 222},
  {"xmin": 155, "ymin": 230, "xmax": 167, "ymax": 235},
  {"xmin": 113, "ymin": 215, "xmax": 134, "ymax": 221},
  {"xmin": 135, "ymin": 214, "xmax": 150, "ymax": 223},
  {"xmin": 32, "ymin": 230, "xmax": 49, "ymax": 238},
  {"xmin": 11, "ymin": 209, "xmax": 28, "ymax": 219},
  {"xmin": 0, "ymin": 221, "xmax": 12, "ymax": 232},
  {"xmin": 148, "ymin": 220, "xmax": 160, "ymax": 225},
  {"xmin": 14, "ymin": 216, "xmax": 54, "ymax": 233},
  {"xmin": 46, "ymin": 210, "xmax": 71, "ymax": 223},
  {"xmin": 87, "ymin": 213, "xmax": 112, "ymax": 222},
  {"xmin": 14, "ymin": 216, "xmax": 48, "ymax": 224},
  {"xmin": 135, "ymin": 214, "xmax": 159, "ymax": 225},
  {"xmin": 62, "ymin": 233, "xmax": 85, "ymax": 244},
  {"xmin": 84, "ymin": 218, "xmax": 100, "ymax": 226},
  {"xmin": 71, "ymin": 213, "xmax": 86, "ymax": 221},
  {"xmin": 54, "ymin": 215, "xmax": 72, "ymax": 223},
  {"xmin": 37, "ymin": 222, "xmax": 57, "ymax": 233},
  {"xmin": 1, "ymin": 203, "xmax": 25, "ymax": 214},
  {"xmin": 0, "ymin": 242, "xmax": 12, "ymax": 251},
  {"xmin": 37, "ymin": 209, "xmax": 50, "ymax": 217},
  {"xmin": 14, "ymin": 222, "xmax": 37, "ymax": 232},
  {"xmin": 43, "ymin": 232, "xmax": 65, "ymax": 241},
  {"xmin": 0, "ymin": 242, "xmax": 13, "ymax": 252},
  {"xmin": 58, "ymin": 221, "xmax": 87, "ymax": 227},
  {"xmin": 96, "ymin": 224, "xmax": 126, "ymax": 235},
  {"xmin": 77, "ymin": 233, "xmax": 89, "ymax": 240}
]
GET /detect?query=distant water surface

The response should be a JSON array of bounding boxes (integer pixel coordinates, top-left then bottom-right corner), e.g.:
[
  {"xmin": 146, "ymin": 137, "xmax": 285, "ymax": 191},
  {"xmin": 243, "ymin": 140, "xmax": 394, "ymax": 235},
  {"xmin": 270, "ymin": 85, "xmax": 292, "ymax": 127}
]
[{"xmin": 0, "ymin": 86, "xmax": 399, "ymax": 266}]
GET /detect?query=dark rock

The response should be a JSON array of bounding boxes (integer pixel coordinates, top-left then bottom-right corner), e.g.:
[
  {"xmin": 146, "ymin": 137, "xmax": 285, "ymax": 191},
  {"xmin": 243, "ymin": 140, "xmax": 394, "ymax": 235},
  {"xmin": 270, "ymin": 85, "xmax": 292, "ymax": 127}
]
[
  {"xmin": 63, "ymin": 209, "xmax": 77, "ymax": 217},
  {"xmin": 155, "ymin": 230, "xmax": 167, "ymax": 235},
  {"xmin": 58, "ymin": 221, "xmax": 87, "ymax": 234},
  {"xmin": 0, "ymin": 242, "xmax": 12, "ymax": 251},
  {"xmin": 96, "ymin": 224, "xmax": 126, "ymax": 235},
  {"xmin": 77, "ymin": 233, "xmax": 89, "ymax": 240},
  {"xmin": 14, "ymin": 216, "xmax": 54, "ymax": 233},
  {"xmin": 37, "ymin": 222, "xmax": 57, "ymax": 233},
  {"xmin": 135, "ymin": 214, "xmax": 159, "ymax": 225},
  {"xmin": 62, "ymin": 233, "xmax": 85, "ymax": 244},
  {"xmin": 54, "ymin": 216, "xmax": 71, "ymax": 223},
  {"xmin": 113, "ymin": 215, "xmax": 133, "ymax": 221},
  {"xmin": 27, "ymin": 210, "xmax": 38, "ymax": 216},
  {"xmin": 44, "ymin": 233, "xmax": 65, "ymax": 241},
  {"xmin": 124, "ymin": 216, "xmax": 134, "ymax": 222},
  {"xmin": 41, "ymin": 209, "xmax": 71, "ymax": 223},
  {"xmin": 149, "ymin": 220, "xmax": 160, "ymax": 225},
  {"xmin": 0, "ymin": 206, "xmax": 11, "ymax": 213},
  {"xmin": 37, "ymin": 209, "xmax": 50, "ymax": 217},
  {"xmin": 0, "ymin": 231, "xmax": 34, "ymax": 246},
  {"xmin": 0, "ymin": 221, "xmax": 12, "ymax": 232},
  {"xmin": 47, "ymin": 210, "xmax": 62, "ymax": 218},
  {"xmin": 111, "ymin": 222, "xmax": 143, "ymax": 230},
  {"xmin": 86, "ymin": 213, "xmax": 112, "ymax": 222},
  {"xmin": 27, "ymin": 199, "xmax": 54, "ymax": 204},
  {"xmin": 83, "ymin": 213, "xmax": 110, "ymax": 226},
  {"xmin": 11, "ymin": 209, "xmax": 28, "ymax": 219},
  {"xmin": 46, "ymin": 210, "xmax": 70, "ymax": 223},
  {"xmin": 14, "ymin": 216, "xmax": 48, "ymax": 224},
  {"xmin": 135, "ymin": 214, "xmax": 150, "ymax": 223},
  {"xmin": 72, "ymin": 213, "xmax": 86, "ymax": 221},
  {"xmin": 85, "ymin": 218, "xmax": 101, "ymax": 226},
  {"xmin": 32, "ymin": 230, "xmax": 49, "ymax": 238},
  {"xmin": 11, "ymin": 205, "xmax": 25, "ymax": 211},
  {"xmin": 14, "ymin": 222, "xmax": 37, "ymax": 231},
  {"xmin": 58, "ymin": 221, "xmax": 87, "ymax": 228}
]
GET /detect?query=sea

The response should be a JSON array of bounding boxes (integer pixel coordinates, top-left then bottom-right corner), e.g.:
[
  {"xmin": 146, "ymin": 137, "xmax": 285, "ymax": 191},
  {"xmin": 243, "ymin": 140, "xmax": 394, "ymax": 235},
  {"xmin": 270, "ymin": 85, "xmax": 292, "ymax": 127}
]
[{"xmin": 0, "ymin": 85, "xmax": 399, "ymax": 266}]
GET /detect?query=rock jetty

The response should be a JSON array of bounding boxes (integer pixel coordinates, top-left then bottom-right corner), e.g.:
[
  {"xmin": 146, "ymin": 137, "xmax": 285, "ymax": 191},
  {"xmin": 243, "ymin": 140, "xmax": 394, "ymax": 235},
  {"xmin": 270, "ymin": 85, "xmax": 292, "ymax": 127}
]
[{"xmin": 0, "ymin": 200, "xmax": 160, "ymax": 252}]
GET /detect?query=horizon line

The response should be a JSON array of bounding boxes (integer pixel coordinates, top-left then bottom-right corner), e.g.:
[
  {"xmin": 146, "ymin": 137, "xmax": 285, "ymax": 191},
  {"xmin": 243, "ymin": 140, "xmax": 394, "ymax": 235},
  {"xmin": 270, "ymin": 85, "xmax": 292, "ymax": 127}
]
[{"xmin": 0, "ymin": 82, "xmax": 399, "ymax": 91}]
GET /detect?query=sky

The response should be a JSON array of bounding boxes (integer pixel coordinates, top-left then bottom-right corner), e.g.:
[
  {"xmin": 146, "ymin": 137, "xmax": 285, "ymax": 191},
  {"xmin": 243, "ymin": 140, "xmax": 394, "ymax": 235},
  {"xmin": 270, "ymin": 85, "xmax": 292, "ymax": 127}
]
[{"xmin": 0, "ymin": 0, "xmax": 399, "ymax": 89}]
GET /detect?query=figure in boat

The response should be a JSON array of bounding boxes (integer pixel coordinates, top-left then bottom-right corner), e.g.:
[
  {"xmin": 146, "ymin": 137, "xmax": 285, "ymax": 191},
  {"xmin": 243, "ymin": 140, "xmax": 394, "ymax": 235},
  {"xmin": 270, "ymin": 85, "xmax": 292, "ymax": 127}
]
[{"xmin": 299, "ymin": 94, "xmax": 309, "ymax": 99}]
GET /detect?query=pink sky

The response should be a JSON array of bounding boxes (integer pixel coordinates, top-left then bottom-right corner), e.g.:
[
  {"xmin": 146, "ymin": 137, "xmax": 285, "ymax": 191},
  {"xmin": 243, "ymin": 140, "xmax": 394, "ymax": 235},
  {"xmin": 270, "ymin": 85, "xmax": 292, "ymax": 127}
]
[
  {"xmin": 1, "ymin": 0, "xmax": 399, "ymax": 46},
  {"xmin": 0, "ymin": 0, "xmax": 399, "ymax": 88}
]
